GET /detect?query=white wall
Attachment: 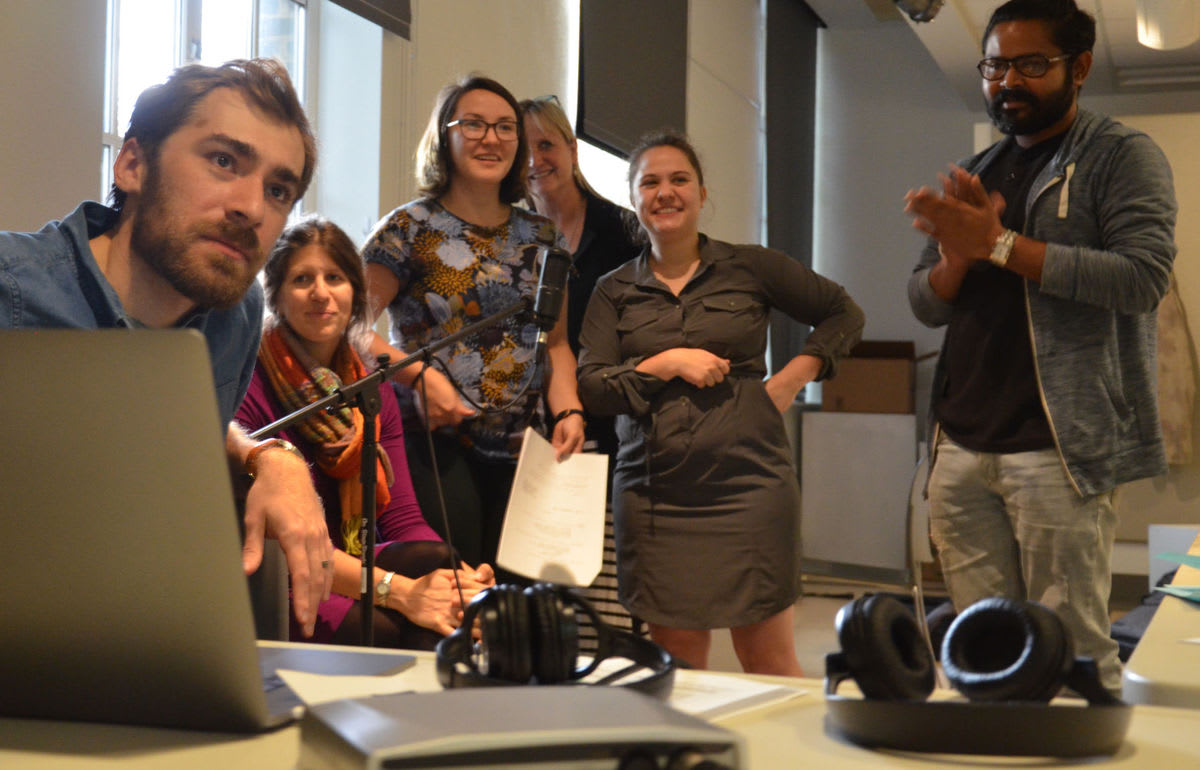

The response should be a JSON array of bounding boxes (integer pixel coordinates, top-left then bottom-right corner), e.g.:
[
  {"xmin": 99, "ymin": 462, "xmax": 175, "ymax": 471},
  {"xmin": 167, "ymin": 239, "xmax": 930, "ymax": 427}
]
[
  {"xmin": 813, "ymin": 22, "xmax": 974, "ymax": 430},
  {"xmin": 687, "ymin": 0, "xmax": 763, "ymax": 244},
  {"xmin": 0, "ymin": 0, "xmax": 106, "ymax": 231}
]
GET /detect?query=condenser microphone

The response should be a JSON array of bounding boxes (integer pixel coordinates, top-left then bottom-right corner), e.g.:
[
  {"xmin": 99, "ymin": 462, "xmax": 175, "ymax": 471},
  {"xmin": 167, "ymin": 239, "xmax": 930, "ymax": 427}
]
[{"xmin": 531, "ymin": 245, "xmax": 571, "ymax": 347}]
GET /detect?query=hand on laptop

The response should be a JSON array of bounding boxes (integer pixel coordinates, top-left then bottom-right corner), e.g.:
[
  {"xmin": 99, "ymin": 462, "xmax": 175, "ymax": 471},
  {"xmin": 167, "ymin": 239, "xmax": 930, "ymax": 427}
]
[{"xmin": 238, "ymin": 441, "xmax": 334, "ymax": 638}]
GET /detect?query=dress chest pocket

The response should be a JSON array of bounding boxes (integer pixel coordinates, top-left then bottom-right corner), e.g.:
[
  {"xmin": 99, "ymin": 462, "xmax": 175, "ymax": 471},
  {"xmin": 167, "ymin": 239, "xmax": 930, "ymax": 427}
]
[
  {"xmin": 695, "ymin": 292, "xmax": 765, "ymax": 356},
  {"xmin": 616, "ymin": 304, "xmax": 667, "ymax": 360},
  {"xmin": 699, "ymin": 293, "xmax": 757, "ymax": 314}
]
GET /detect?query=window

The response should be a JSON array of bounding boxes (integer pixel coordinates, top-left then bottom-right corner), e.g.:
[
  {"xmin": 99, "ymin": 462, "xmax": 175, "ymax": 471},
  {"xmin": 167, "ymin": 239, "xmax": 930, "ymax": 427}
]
[{"xmin": 101, "ymin": 0, "xmax": 308, "ymax": 202}]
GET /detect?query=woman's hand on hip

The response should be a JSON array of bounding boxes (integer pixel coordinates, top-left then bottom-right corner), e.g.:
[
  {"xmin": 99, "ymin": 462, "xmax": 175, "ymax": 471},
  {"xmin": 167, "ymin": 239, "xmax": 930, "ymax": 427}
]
[{"xmin": 764, "ymin": 354, "xmax": 822, "ymax": 413}]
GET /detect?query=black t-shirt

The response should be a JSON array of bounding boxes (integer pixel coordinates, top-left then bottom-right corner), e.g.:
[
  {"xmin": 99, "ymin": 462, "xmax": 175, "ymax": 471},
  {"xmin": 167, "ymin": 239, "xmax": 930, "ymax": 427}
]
[
  {"xmin": 934, "ymin": 134, "xmax": 1064, "ymax": 453},
  {"xmin": 567, "ymin": 190, "xmax": 642, "ymax": 463},
  {"xmin": 566, "ymin": 191, "xmax": 642, "ymax": 356}
]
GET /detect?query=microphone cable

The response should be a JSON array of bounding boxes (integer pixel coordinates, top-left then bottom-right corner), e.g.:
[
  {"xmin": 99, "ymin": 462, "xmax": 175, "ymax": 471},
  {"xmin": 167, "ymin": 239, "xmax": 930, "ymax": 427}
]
[{"xmin": 413, "ymin": 356, "xmax": 469, "ymax": 618}]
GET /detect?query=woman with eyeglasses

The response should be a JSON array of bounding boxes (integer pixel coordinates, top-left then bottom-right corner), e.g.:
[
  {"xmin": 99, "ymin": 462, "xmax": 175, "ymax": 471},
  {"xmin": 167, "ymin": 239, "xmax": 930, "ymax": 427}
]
[
  {"xmin": 362, "ymin": 75, "xmax": 585, "ymax": 572},
  {"xmin": 519, "ymin": 95, "xmax": 642, "ymax": 462},
  {"xmin": 578, "ymin": 131, "xmax": 864, "ymax": 675}
]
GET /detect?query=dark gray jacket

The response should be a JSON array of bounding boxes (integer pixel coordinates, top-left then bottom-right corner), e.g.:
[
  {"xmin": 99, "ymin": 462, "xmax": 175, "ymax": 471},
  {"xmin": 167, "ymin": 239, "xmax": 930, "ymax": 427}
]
[{"xmin": 908, "ymin": 109, "xmax": 1177, "ymax": 496}]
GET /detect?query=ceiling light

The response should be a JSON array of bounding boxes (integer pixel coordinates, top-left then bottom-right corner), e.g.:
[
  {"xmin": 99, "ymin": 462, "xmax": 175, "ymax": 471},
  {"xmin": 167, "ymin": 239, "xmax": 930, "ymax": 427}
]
[
  {"xmin": 894, "ymin": 0, "xmax": 944, "ymax": 23},
  {"xmin": 1136, "ymin": 0, "xmax": 1200, "ymax": 50}
]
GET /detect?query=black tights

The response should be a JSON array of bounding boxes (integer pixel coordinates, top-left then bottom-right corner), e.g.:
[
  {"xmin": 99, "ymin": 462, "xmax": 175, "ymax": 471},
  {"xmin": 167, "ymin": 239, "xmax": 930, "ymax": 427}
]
[
  {"xmin": 330, "ymin": 540, "xmax": 454, "ymax": 651},
  {"xmin": 402, "ymin": 428, "xmax": 525, "ymax": 583}
]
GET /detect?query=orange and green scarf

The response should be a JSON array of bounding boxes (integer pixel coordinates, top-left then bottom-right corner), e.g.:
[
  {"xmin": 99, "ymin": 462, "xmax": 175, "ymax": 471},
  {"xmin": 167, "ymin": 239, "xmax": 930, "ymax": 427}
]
[{"xmin": 258, "ymin": 324, "xmax": 393, "ymax": 556}]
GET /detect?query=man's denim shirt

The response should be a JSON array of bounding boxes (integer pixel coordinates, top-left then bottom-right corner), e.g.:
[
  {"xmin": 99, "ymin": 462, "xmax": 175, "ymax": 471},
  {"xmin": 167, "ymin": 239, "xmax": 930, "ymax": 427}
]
[{"xmin": 0, "ymin": 201, "xmax": 263, "ymax": 428}]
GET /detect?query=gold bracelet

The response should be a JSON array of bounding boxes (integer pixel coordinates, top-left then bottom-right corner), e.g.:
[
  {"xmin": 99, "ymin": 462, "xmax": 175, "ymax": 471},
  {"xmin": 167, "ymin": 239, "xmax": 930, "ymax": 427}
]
[{"xmin": 244, "ymin": 438, "xmax": 303, "ymax": 479}]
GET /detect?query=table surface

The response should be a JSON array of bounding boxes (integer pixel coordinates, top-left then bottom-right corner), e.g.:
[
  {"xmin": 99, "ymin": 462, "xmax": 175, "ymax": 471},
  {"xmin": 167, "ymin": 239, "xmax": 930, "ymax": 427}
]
[
  {"xmin": 1122, "ymin": 530, "xmax": 1200, "ymax": 708},
  {"xmin": 4, "ymin": 647, "xmax": 1200, "ymax": 769}
]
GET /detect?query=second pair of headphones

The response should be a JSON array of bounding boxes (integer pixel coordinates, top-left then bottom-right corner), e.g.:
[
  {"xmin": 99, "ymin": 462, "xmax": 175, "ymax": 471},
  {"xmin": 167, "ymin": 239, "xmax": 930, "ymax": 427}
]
[
  {"xmin": 824, "ymin": 594, "xmax": 1130, "ymax": 757},
  {"xmin": 436, "ymin": 583, "xmax": 675, "ymax": 699}
]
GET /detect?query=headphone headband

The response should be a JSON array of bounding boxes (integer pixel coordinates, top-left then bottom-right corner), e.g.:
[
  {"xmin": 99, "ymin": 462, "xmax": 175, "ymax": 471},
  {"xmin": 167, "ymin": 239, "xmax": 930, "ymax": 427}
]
[{"xmin": 436, "ymin": 584, "xmax": 675, "ymax": 699}]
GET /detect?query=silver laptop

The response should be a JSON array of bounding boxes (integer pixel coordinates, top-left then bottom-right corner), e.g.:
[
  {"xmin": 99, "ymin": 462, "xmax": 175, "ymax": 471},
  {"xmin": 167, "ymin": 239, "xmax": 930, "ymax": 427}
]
[{"xmin": 0, "ymin": 329, "xmax": 408, "ymax": 732}]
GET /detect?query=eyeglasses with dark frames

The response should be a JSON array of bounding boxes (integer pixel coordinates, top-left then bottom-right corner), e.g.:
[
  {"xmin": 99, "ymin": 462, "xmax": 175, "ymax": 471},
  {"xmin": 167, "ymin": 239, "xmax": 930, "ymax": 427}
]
[
  {"xmin": 977, "ymin": 53, "xmax": 1071, "ymax": 81},
  {"xmin": 445, "ymin": 118, "xmax": 520, "ymax": 142}
]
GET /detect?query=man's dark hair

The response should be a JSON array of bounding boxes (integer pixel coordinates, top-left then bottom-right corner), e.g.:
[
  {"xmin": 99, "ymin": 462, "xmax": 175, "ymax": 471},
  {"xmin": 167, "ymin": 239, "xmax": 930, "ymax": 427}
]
[
  {"xmin": 982, "ymin": 0, "xmax": 1096, "ymax": 56},
  {"xmin": 108, "ymin": 58, "xmax": 317, "ymax": 213}
]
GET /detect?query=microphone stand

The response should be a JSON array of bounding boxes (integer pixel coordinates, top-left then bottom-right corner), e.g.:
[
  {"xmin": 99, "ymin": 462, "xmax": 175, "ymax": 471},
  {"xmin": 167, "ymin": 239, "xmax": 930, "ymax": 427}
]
[{"xmin": 248, "ymin": 297, "xmax": 533, "ymax": 645}]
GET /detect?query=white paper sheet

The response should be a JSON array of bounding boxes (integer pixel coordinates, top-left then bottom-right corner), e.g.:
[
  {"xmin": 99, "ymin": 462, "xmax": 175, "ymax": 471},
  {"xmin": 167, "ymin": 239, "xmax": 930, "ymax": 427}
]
[
  {"xmin": 496, "ymin": 427, "xmax": 608, "ymax": 585},
  {"xmin": 667, "ymin": 668, "xmax": 809, "ymax": 718}
]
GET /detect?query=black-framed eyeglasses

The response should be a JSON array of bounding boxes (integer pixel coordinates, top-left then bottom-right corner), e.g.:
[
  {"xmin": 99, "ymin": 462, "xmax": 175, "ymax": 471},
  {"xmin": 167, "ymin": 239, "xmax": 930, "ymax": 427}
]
[
  {"xmin": 977, "ymin": 53, "xmax": 1071, "ymax": 81},
  {"xmin": 445, "ymin": 118, "xmax": 520, "ymax": 142}
]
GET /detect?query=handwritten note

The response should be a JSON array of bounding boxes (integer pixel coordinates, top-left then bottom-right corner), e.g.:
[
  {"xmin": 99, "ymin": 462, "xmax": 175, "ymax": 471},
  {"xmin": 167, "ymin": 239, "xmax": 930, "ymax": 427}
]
[{"xmin": 496, "ymin": 427, "xmax": 609, "ymax": 586}]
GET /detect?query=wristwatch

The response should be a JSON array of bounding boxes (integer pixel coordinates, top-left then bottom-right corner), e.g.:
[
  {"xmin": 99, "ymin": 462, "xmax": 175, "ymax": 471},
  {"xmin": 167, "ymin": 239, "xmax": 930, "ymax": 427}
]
[
  {"xmin": 374, "ymin": 571, "xmax": 395, "ymax": 607},
  {"xmin": 989, "ymin": 228, "xmax": 1017, "ymax": 268}
]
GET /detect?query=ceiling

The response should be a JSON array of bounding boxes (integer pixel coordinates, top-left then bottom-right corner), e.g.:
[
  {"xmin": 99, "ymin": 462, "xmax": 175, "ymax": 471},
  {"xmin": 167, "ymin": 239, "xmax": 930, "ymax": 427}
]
[{"xmin": 806, "ymin": 0, "xmax": 1200, "ymax": 107}]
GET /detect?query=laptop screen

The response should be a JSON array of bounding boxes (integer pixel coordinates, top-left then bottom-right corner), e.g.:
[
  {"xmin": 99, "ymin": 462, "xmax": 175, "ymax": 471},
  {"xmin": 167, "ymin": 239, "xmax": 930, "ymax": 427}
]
[{"xmin": 0, "ymin": 329, "xmax": 282, "ymax": 731}]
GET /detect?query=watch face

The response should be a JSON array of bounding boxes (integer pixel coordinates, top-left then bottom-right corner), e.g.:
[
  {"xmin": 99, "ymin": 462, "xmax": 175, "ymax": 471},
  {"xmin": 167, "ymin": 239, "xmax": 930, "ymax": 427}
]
[{"xmin": 375, "ymin": 573, "xmax": 391, "ymax": 603}]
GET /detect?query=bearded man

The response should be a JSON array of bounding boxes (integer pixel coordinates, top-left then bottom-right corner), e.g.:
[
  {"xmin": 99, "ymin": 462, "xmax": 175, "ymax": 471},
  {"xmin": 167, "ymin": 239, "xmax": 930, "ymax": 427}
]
[
  {"xmin": 0, "ymin": 59, "xmax": 334, "ymax": 638},
  {"xmin": 904, "ymin": 0, "xmax": 1177, "ymax": 694}
]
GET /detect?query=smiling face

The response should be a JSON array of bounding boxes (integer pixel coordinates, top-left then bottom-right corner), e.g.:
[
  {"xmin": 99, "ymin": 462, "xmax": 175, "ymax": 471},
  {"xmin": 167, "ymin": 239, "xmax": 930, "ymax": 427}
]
[
  {"xmin": 524, "ymin": 115, "xmax": 577, "ymax": 203},
  {"xmin": 446, "ymin": 88, "xmax": 519, "ymax": 189},
  {"xmin": 276, "ymin": 244, "xmax": 355, "ymax": 365},
  {"xmin": 982, "ymin": 20, "xmax": 1089, "ymax": 146},
  {"xmin": 123, "ymin": 87, "xmax": 305, "ymax": 310},
  {"xmin": 630, "ymin": 145, "xmax": 706, "ymax": 247}
]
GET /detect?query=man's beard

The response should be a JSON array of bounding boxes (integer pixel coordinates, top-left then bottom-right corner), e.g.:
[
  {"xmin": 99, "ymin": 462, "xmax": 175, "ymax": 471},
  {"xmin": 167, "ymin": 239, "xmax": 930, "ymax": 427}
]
[
  {"xmin": 986, "ymin": 78, "xmax": 1075, "ymax": 138},
  {"xmin": 129, "ymin": 164, "xmax": 263, "ymax": 311}
]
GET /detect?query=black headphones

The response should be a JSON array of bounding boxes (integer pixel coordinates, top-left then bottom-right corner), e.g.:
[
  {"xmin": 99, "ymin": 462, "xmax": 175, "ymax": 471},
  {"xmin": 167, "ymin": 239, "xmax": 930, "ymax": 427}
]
[
  {"xmin": 824, "ymin": 594, "xmax": 1131, "ymax": 757},
  {"xmin": 436, "ymin": 583, "xmax": 675, "ymax": 699}
]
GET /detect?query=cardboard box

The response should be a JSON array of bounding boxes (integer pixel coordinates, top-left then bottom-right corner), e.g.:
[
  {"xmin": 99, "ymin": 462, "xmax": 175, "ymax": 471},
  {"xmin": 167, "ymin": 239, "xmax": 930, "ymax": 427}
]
[{"xmin": 822, "ymin": 341, "xmax": 915, "ymax": 414}]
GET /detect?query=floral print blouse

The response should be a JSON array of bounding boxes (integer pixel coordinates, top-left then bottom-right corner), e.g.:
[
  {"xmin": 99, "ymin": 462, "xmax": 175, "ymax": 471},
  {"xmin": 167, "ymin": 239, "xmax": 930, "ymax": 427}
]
[{"xmin": 363, "ymin": 198, "xmax": 564, "ymax": 461}]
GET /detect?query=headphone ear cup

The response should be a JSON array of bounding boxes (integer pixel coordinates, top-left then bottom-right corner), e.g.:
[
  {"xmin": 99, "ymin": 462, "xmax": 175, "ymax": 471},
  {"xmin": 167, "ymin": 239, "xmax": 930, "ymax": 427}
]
[
  {"xmin": 941, "ymin": 598, "xmax": 1074, "ymax": 702},
  {"xmin": 478, "ymin": 585, "xmax": 533, "ymax": 683},
  {"xmin": 475, "ymin": 590, "xmax": 508, "ymax": 680},
  {"xmin": 504, "ymin": 585, "xmax": 533, "ymax": 683},
  {"xmin": 526, "ymin": 584, "xmax": 578, "ymax": 683},
  {"xmin": 835, "ymin": 594, "xmax": 935, "ymax": 701}
]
